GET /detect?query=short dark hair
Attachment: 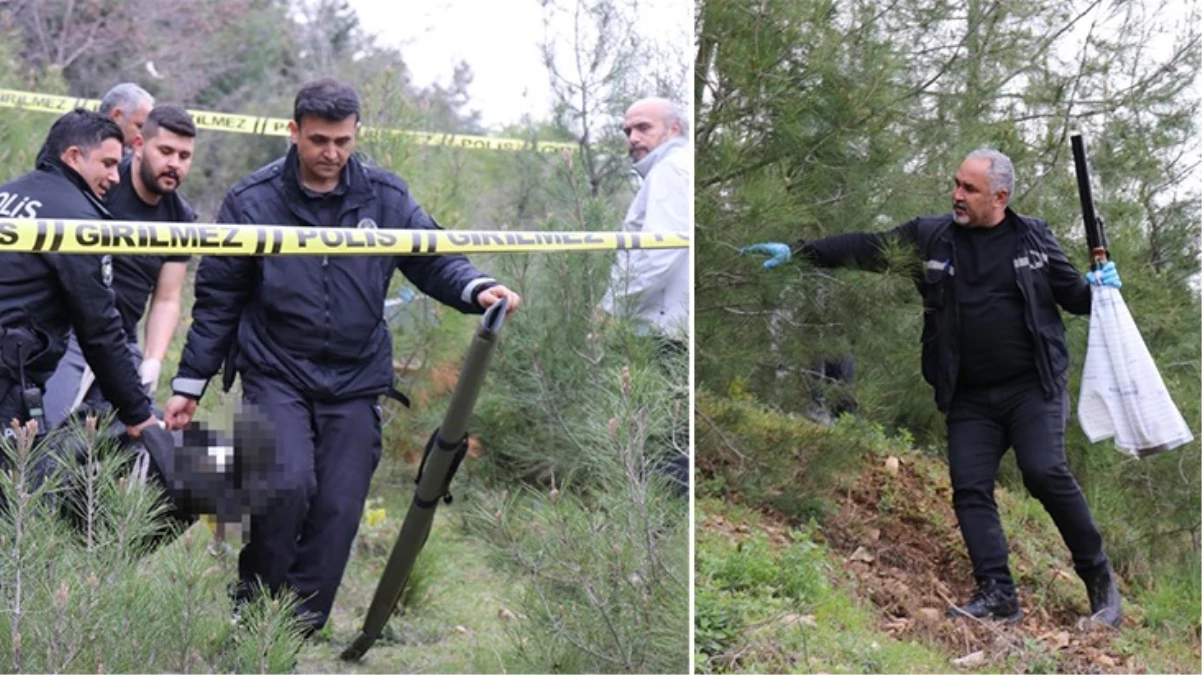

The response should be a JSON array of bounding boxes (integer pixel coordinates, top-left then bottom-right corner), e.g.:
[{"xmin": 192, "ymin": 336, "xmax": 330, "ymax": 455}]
[
  {"xmin": 293, "ymin": 77, "xmax": 360, "ymax": 125},
  {"xmin": 143, "ymin": 104, "xmax": 197, "ymax": 140},
  {"xmin": 42, "ymin": 108, "xmax": 124, "ymax": 159}
]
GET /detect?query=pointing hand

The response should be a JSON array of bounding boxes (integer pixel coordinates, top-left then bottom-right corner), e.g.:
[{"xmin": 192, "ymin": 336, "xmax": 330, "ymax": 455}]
[{"xmin": 739, "ymin": 243, "xmax": 792, "ymax": 270}]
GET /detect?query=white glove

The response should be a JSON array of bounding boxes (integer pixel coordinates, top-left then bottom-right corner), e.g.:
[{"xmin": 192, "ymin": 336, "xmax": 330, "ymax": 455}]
[{"xmin": 139, "ymin": 358, "xmax": 162, "ymax": 397}]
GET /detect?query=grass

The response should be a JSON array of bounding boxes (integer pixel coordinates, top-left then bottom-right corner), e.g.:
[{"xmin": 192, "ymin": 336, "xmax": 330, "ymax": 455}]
[
  {"xmin": 697, "ymin": 394, "xmax": 1202, "ymax": 674},
  {"xmin": 293, "ymin": 475, "xmax": 526, "ymax": 674},
  {"xmin": 694, "ymin": 498, "xmax": 951, "ymax": 674}
]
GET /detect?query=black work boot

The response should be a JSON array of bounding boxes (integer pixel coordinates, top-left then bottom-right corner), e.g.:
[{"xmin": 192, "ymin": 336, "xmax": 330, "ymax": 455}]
[
  {"xmin": 1083, "ymin": 564, "xmax": 1123, "ymax": 628},
  {"xmin": 946, "ymin": 579, "xmax": 1023, "ymax": 622}
]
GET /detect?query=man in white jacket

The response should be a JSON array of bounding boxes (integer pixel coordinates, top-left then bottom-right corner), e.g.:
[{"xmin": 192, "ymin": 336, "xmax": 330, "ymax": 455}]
[
  {"xmin": 598, "ymin": 96, "xmax": 692, "ymax": 495},
  {"xmin": 599, "ymin": 96, "xmax": 692, "ymax": 343}
]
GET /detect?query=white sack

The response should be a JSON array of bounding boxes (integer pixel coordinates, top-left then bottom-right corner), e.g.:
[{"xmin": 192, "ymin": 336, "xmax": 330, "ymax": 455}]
[{"xmin": 1078, "ymin": 285, "xmax": 1195, "ymax": 458}]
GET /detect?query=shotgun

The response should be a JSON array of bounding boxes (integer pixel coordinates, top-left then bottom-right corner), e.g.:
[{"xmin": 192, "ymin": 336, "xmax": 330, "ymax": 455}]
[
  {"xmin": 341, "ymin": 297, "xmax": 509, "ymax": 662},
  {"xmin": 1070, "ymin": 133, "xmax": 1111, "ymax": 271}
]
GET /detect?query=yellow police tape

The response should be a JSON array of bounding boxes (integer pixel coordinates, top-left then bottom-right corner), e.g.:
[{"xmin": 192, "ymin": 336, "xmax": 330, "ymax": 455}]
[
  {"xmin": 0, "ymin": 217, "xmax": 690, "ymax": 256},
  {"xmin": 0, "ymin": 87, "xmax": 578, "ymax": 153}
]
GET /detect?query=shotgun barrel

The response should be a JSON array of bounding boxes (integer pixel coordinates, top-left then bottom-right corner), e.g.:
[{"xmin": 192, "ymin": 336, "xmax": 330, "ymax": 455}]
[{"xmin": 1070, "ymin": 133, "xmax": 1110, "ymax": 268}]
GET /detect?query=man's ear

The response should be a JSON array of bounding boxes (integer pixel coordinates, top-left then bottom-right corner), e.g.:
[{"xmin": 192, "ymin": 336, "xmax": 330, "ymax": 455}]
[
  {"xmin": 288, "ymin": 119, "xmax": 299, "ymax": 143},
  {"xmin": 61, "ymin": 145, "xmax": 83, "ymax": 171}
]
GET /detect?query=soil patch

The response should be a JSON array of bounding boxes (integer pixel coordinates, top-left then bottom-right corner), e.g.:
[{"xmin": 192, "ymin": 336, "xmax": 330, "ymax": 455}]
[{"xmin": 820, "ymin": 454, "xmax": 1135, "ymax": 674}]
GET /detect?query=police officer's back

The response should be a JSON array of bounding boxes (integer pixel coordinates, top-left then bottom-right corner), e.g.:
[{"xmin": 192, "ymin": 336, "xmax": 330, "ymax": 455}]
[{"xmin": 0, "ymin": 109, "xmax": 156, "ymax": 442}]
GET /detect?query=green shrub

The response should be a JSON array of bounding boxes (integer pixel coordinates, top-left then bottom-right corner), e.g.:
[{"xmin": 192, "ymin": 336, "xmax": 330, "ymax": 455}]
[{"xmin": 0, "ymin": 417, "xmax": 308, "ymax": 674}]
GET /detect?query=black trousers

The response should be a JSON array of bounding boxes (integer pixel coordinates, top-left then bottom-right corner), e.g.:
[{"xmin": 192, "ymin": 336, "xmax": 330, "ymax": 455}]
[
  {"xmin": 947, "ymin": 376, "xmax": 1108, "ymax": 589},
  {"xmin": 0, "ymin": 378, "xmax": 24, "ymax": 442},
  {"xmin": 234, "ymin": 370, "xmax": 382, "ymax": 630},
  {"xmin": 0, "ymin": 378, "xmax": 52, "ymax": 474}
]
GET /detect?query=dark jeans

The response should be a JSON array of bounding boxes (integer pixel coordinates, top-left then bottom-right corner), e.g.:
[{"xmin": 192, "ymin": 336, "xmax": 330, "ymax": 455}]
[
  {"xmin": 947, "ymin": 377, "xmax": 1108, "ymax": 589},
  {"xmin": 233, "ymin": 370, "xmax": 382, "ymax": 631}
]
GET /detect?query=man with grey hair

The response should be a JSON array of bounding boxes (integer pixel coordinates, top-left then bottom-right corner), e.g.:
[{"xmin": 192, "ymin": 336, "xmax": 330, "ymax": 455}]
[
  {"xmin": 99, "ymin": 82, "xmax": 154, "ymax": 149},
  {"xmin": 597, "ymin": 95, "xmax": 692, "ymax": 495},
  {"xmin": 599, "ymin": 96, "xmax": 691, "ymax": 338},
  {"xmin": 740, "ymin": 149, "xmax": 1126, "ymax": 629}
]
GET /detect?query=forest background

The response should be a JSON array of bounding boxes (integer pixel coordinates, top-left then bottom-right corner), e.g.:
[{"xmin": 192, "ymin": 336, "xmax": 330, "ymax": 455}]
[
  {"xmin": 694, "ymin": 0, "xmax": 1201, "ymax": 672},
  {"xmin": 0, "ymin": 0, "xmax": 693, "ymax": 673}
]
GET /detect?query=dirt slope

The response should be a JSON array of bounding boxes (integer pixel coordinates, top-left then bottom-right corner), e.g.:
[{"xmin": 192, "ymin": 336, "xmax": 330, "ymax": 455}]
[{"xmin": 819, "ymin": 451, "xmax": 1137, "ymax": 674}]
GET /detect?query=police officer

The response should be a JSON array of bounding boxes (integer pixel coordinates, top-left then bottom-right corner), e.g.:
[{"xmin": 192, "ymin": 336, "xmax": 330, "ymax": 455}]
[
  {"xmin": 0, "ymin": 108, "xmax": 157, "ymax": 446},
  {"xmin": 742, "ymin": 149, "xmax": 1124, "ymax": 628},
  {"xmin": 43, "ymin": 104, "xmax": 199, "ymax": 431},
  {"xmin": 163, "ymin": 78, "xmax": 523, "ymax": 634}
]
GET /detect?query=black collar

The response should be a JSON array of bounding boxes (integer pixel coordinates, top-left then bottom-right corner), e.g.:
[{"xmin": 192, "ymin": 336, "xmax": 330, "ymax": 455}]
[
  {"xmin": 282, "ymin": 144, "xmax": 355, "ymax": 199},
  {"xmin": 276, "ymin": 145, "xmax": 374, "ymax": 223},
  {"xmin": 36, "ymin": 155, "xmax": 114, "ymax": 218}
]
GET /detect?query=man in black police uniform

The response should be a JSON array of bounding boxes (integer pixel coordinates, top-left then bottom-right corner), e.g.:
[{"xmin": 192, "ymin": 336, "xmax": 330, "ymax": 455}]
[
  {"xmin": 44, "ymin": 105, "xmax": 198, "ymax": 431},
  {"xmin": 741, "ymin": 149, "xmax": 1124, "ymax": 628},
  {"xmin": 163, "ymin": 78, "xmax": 523, "ymax": 634},
  {"xmin": 0, "ymin": 108, "xmax": 157, "ymax": 445}
]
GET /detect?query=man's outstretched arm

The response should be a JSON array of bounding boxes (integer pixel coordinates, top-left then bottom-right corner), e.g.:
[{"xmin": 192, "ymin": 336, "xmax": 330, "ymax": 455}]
[{"xmin": 740, "ymin": 219, "xmax": 921, "ymax": 273}]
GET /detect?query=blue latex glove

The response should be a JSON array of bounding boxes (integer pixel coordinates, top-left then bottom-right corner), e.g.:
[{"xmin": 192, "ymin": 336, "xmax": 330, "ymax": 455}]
[
  {"xmin": 739, "ymin": 242, "xmax": 792, "ymax": 270},
  {"xmin": 1085, "ymin": 260, "xmax": 1122, "ymax": 289}
]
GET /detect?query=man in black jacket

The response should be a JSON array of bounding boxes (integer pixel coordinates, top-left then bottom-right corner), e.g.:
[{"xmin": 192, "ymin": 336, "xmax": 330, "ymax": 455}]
[
  {"xmin": 0, "ymin": 109, "xmax": 158, "ymax": 445},
  {"xmin": 742, "ymin": 149, "xmax": 1124, "ymax": 628},
  {"xmin": 43, "ymin": 104, "xmax": 199, "ymax": 431},
  {"xmin": 163, "ymin": 78, "xmax": 522, "ymax": 634}
]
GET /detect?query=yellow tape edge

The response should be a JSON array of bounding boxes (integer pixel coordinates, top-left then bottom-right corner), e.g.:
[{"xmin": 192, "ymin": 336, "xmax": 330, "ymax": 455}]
[
  {"xmin": 0, "ymin": 217, "xmax": 690, "ymax": 256},
  {"xmin": 0, "ymin": 88, "xmax": 578, "ymax": 153}
]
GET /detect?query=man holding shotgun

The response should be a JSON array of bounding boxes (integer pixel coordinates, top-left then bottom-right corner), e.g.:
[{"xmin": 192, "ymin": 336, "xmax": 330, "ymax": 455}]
[{"xmin": 741, "ymin": 149, "xmax": 1124, "ymax": 628}]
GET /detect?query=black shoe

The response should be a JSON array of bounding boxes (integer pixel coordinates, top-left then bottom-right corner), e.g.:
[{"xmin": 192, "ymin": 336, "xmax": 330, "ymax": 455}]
[
  {"xmin": 946, "ymin": 580, "xmax": 1023, "ymax": 622},
  {"xmin": 1083, "ymin": 565, "xmax": 1123, "ymax": 628}
]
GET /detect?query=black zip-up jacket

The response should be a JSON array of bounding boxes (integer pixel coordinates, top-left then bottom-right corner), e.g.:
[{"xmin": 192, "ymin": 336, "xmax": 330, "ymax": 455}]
[
  {"xmin": 0, "ymin": 158, "xmax": 152, "ymax": 425},
  {"xmin": 794, "ymin": 208, "xmax": 1091, "ymax": 411},
  {"xmin": 173, "ymin": 147, "xmax": 498, "ymax": 401}
]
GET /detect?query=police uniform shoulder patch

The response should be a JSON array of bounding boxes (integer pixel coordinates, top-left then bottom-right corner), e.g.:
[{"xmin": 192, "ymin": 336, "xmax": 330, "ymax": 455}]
[
  {"xmin": 101, "ymin": 255, "xmax": 113, "ymax": 287},
  {"xmin": 358, "ymin": 218, "xmax": 378, "ymax": 230}
]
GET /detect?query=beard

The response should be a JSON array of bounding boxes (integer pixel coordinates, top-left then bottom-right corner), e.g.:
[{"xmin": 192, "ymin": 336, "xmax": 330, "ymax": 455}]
[
  {"xmin": 952, "ymin": 202, "xmax": 974, "ymax": 226},
  {"xmin": 140, "ymin": 158, "xmax": 179, "ymax": 196}
]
